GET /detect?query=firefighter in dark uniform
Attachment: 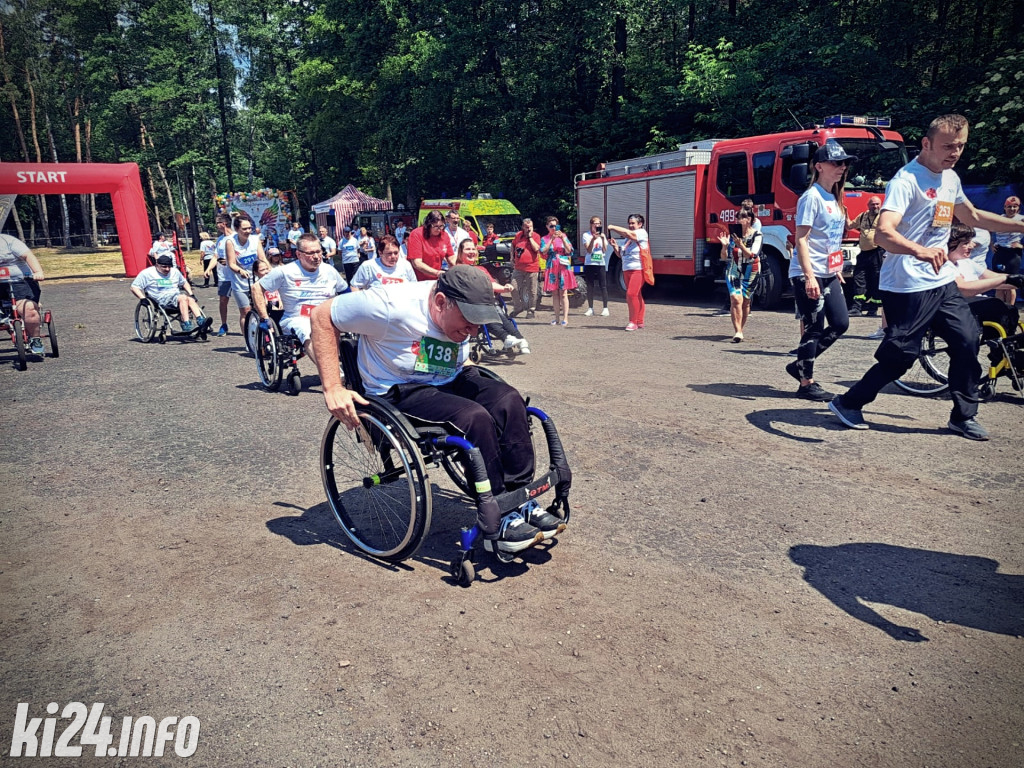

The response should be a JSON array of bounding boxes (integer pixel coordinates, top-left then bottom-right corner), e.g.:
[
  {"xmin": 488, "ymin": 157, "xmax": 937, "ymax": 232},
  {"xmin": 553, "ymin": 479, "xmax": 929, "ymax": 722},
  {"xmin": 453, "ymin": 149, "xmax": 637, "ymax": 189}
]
[{"xmin": 849, "ymin": 195, "xmax": 884, "ymax": 316}]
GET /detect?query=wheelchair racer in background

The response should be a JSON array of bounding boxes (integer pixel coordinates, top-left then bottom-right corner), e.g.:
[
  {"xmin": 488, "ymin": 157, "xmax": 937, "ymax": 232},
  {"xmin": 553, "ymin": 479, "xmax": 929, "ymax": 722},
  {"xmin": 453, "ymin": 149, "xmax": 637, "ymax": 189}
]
[
  {"xmin": 251, "ymin": 232, "xmax": 348, "ymax": 367},
  {"xmin": 0, "ymin": 232, "xmax": 46, "ymax": 354},
  {"xmin": 310, "ymin": 264, "xmax": 562, "ymax": 554},
  {"xmin": 130, "ymin": 254, "xmax": 212, "ymax": 333}
]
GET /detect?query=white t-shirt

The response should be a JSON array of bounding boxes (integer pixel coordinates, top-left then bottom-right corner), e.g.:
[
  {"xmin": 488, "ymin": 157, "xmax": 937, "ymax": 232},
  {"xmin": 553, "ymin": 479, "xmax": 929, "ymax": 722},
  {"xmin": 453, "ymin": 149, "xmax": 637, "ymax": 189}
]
[
  {"xmin": 132, "ymin": 266, "xmax": 186, "ymax": 305},
  {"xmin": 992, "ymin": 216, "xmax": 1023, "ymax": 248},
  {"xmin": 229, "ymin": 234, "xmax": 261, "ymax": 292},
  {"xmin": 582, "ymin": 232, "xmax": 613, "ymax": 268},
  {"xmin": 287, "ymin": 227, "xmax": 304, "ymax": 245},
  {"xmin": 149, "ymin": 239, "xmax": 173, "ymax": 258},
  {"xmin": 954, "ymin": 258, "xmax": 984, "ymax": 283},
  {"xmin": 359, "ymin": 235, "xmax": 377, "ymax": 259},
  {"xmin": 340, "ymin": 236, "xmax": 361, "ymax": 264},
  {"xmin": 200, "ymin": 240, "xmax": 216, "ymax": 261},
  {"xmin": 790, "ymin": 184, "xmax": 846, "ymax": 279},
  {"xmin": 215, "ymin": 234, "xmax": 230, "ymax": 281},
  {"xmin": 0, "ymin": 234, "xmax": 33, "ymax": 282},
  {"xmin": 446, "ymin": 226, "xmax": 471, "ymax": 252},
  {"xmin": 330, "ymin": 281, "xmax": 469, "ymax": 395},
  {"xmin": 258, "ymin": 260, "xmax": 347, "ymax": 322},
  {"xmin": 620, "ymin": 228, "xmax": 649, "ymax": 272},
  {"xmin": 351, "ymin": 257, "xmax": 417, "ymax": 290},
  {"xmin": 968, "ymin": 228, "xmax": 990, "ymax": 271},
  {"xmin": 395, "ymin": 224, "xmax": 407, "ymax": 244},
  {"xmin": 320, "ymin": 236, "xmax": 338, "ymax": 258},
  {"xmin": 878, "ymin": 158, "xmax": 963, "ymax": 293}
]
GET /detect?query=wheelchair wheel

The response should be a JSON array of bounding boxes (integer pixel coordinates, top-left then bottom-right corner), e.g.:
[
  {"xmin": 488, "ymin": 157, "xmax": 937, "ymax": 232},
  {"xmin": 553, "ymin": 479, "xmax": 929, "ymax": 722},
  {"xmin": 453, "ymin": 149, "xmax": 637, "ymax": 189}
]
[
  {"xmin": 13, "ymin": 318, "xmax": 27, "ymax": 371},
  {"xmin": 288, "ymin": 369, "xmax": 301, "ymax": 396},
  {"xmin": 893, "ymin": 330, "xmax": 949, "ymax": 396},
  {"xmin": 134, "ymin": 301, "xmax": 157, "ymax": 343},
  {"xmin": 256, "ymin": 323, "xmax": 283, "ymax": 391},
  {"xmin": 44, "ymin": 311, "xmax": 59, "ymax": 358},
  {"xmin": 320, "ymin": 401, "xmax": 431, "ymax": 562},
  {"xmin": 243, "ymin": 310, "xmax": 259, "ymax": 357}
]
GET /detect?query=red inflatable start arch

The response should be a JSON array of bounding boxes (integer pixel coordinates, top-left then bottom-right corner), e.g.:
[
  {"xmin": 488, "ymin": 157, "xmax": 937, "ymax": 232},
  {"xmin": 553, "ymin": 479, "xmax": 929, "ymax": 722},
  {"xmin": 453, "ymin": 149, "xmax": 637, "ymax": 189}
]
[{"xmin": 0, "ymin": 162, "xmax": 152, "ymax": 277}]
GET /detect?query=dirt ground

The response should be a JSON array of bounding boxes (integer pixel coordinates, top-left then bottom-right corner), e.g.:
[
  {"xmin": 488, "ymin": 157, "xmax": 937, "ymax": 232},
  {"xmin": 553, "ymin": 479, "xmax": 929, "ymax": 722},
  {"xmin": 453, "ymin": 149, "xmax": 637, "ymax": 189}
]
[{"xmin": 1, "ymin": 277, "xmax": 1021, "ymax": 767}]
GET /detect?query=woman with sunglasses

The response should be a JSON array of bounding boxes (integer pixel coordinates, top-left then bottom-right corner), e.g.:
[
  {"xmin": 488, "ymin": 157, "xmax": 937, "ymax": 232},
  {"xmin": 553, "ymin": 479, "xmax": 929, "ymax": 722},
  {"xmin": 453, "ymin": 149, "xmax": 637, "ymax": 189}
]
[
  {"xmin": 407, "ymin": 210, "xmax": 455, "ymax": 281},
  {"xmin": 785, "ymin": 139, "xmax": 855, "ymax": 401},
  {"xmin": 607, "ymin": 214, "xmax": 649, "ymax": 331},
  {"xmin": 541, "ymin": 216, "xmax": 576, "ymax": 326}
]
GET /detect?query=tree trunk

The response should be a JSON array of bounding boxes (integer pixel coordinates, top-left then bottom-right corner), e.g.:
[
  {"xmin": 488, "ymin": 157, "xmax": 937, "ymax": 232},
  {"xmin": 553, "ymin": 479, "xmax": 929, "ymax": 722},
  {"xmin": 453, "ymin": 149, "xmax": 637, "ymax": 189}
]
[
  {"xmin": 207, "ymin": 0, "xmax": 235, "ymax": 190},
  {"xmin": 85, "ymin": 117, "xmax": 98, "ymax": 245},
  {"xmin": 185, "ymin": 165, "xmax": 201, "ymax": 248},
  {"xmin": 72, "ymin": 96, "xmax": 93, "ymax": 247},
  {"xmin": 44, "ymin": 108, "xmax": 72, "ymax": 247},
  {"xmin": 25, "ymin": 68, "xmax": 52, "ymax": 246}
]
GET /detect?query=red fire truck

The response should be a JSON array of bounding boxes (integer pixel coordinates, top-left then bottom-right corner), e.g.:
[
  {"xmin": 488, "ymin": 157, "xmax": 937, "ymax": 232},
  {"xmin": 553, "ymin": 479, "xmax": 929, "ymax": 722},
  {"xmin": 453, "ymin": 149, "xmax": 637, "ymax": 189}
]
[{"xmin": 574, "ymin": 115, "xmax": 907, "ymax": 308}]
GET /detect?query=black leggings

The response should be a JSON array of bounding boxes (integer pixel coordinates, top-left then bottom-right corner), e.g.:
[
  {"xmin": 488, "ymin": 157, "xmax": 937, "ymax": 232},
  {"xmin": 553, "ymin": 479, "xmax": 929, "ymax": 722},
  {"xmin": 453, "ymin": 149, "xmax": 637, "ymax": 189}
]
[
  {"xmin": 791, "ymin": 274, "xmax": 850, "ymax": 381},
  {"xmin": 584, "ymin": 264, "xmax": 608, "ymax": 308}
]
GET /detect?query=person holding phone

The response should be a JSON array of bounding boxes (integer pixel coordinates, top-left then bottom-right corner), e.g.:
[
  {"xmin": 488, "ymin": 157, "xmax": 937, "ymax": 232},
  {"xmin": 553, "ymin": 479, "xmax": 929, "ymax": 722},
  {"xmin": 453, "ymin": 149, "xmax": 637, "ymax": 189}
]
[
  {"xmin": 785, "ymin": 139, "xmax": 855, "ymax": 401},
  {"xmin": 716, "ymin": 209, "xmax": 761, "ymax": 342},
  {"xmin": 582, "ymin": 216, "xmax": 615, "ymax": 317},
  {"xmin": 607, "ymin": 214, "xmax": 649, "ymax": 331},
  {"xmin": 541, "ymin": 216, "xmax": 576, "ymax": 326}
]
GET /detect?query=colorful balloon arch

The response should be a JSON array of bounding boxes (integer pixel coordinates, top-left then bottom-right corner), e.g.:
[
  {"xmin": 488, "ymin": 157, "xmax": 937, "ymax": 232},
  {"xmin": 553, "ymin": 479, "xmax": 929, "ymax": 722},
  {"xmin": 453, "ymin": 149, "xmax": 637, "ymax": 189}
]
[{"xmin": 0, "ymin": 162, "xmax": 152, "ymax": 277}]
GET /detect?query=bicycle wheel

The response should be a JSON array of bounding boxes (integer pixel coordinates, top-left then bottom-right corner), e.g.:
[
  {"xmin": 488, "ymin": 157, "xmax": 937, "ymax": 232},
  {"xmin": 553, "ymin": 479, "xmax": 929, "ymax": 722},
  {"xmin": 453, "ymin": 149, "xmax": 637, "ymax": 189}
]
[
  {"xmin": 13, "ymin": 318, "xmax": 27, "ymax": 371},
  {"xmin": 256, "ymin": 323, "xmax": 283, "ymax": 391},
  {"xmin": 243, "ymin": 310, "xmax": 259, "ymax": 356},
  {"xmin": 44, "ymin": 311, "xmax": 59, "ymax": 358},
  {"xmin": 134, "ymin": 301, "xmax": 157, "ymax": 342},
  {"xmin": 320, "ymin": 401, "xmax": 431, "ymax": 562},
  {"xmin": 893, "ymin": 330, "xmax": 949, "ymax": 396}
]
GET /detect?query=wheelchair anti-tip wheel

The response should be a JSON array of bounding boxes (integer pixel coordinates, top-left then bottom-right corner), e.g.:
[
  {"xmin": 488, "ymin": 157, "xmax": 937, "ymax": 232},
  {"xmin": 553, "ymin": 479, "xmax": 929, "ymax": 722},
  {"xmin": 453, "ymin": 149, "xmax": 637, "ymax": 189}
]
[
  {"xmin": 320, "ymin": 399, "xmax": 431, "ymax": 562},
  {"xmin": 450, "ymin": 555, "xmax": 475, "ymax": 587},
  {"xmin": 256, "ymin": 323, "xmax": 284, "ymax": 391},
  {"xmin": 288, "ymin": 369, "xmax": 302, "ymax": 395},
  {"xmin": 134, "ymin": 300, "xmax": 157, "ymax": 343}
]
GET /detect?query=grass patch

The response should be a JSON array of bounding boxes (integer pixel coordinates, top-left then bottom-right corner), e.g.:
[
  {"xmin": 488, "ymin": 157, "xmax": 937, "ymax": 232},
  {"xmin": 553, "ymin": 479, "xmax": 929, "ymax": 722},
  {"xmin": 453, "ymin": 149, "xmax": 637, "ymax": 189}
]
[{"xmin": 34, "ymin": 246, "xmax": 127, "ymax": 279}]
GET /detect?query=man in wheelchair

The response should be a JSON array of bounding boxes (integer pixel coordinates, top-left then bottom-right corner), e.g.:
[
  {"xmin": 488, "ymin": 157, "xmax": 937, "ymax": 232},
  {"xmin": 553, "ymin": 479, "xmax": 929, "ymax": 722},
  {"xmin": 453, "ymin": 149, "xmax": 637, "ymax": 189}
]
[
  {"xmin": 251, "ymin": 232, "xmax": 348, "ymax": 367},
  {"xmin": 311, "ymin": 264, "xmax": 563, "ymax": 554},
  {"xmin": 130, "ymin": 254, "xmax": 211, "ymax": 333}
]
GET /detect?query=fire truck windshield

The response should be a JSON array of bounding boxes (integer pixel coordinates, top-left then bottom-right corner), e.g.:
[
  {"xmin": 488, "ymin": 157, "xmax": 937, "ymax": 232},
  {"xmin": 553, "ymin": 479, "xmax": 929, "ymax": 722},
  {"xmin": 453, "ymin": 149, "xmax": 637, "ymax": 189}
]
[{"xmin": 837, "ymin": 139, "xmax": 907, "ymax": 192}]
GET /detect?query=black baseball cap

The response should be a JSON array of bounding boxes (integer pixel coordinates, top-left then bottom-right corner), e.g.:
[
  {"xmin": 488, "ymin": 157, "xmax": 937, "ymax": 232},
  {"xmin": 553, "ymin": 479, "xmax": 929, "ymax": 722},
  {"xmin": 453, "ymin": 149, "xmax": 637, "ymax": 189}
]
[
  {"xmin": 437, "ymin": 265, "xmax": 501, "ymax": 325},
  {"xmin": 814, "ymin": 139, "xmax": 858, "ymax": 164}
]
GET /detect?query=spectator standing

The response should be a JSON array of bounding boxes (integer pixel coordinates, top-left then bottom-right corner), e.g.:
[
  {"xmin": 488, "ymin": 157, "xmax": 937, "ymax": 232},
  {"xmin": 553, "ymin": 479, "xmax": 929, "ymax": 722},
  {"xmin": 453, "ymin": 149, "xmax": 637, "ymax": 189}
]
[
  {"xmin": 990, "ymin": 195, "xmax": 1023, "ymax": 306},
  {"xmin": 849, "ymin": 196, "xmax": 884, "ymax": 316},
  {"xmin": 394, "ymin": 220, "xmax": 407, "ymax": 246},
  {"xmin": 358, "ymin": 227, "xmax": 377, "ymax": 263},
  {"xmin": 607, "ymin": 214, "xmax": 649, "ymax": 331},
  {"xmin": 407, "ymin": 211, "xmax": 454, "ymax": 281},
  {"xmin": 829, "ymin": 115, "xmax": 1024, "ymax": 440},
  {"xmin": 198, "ymin": 231, "xmax": 216, "ymax": 287},
  {"xmin": 581, "ymin": 216, "xmax": 613, "ymax": 317},
  {"xmin": 716, "ymin": 209, "xmax": 762, "ymax": 342},
  {"xmin": 318, "ymin": 225, "xmax": 338, "ymax": 268},
  {"xmin": 541, "ymin": 216, "xmax": 576, "ymax": 326},
  {"xmin": 286, "ymin": 221, "xmax": 304, "ymax": 258},
  {"xmin": 510, "ymin": 218, "xmax": 541, "ymax": 318},
  {"xmin": 784, "ymin": 139, "xmax": 854, "ymax": 401},
  {"xmin": 444, "ymin": 210, "xmax": 472, "ymax": 253}
]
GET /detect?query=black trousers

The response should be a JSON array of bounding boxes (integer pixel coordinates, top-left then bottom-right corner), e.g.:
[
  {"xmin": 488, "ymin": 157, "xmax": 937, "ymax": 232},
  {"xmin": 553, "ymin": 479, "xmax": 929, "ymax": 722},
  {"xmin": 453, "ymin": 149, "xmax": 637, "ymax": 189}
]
[
  {"xmin": 584, "ymin": 264, "xmax": 609, "ymax": 308},
  {"xmin": 843, "ymin": 282, "xmax": 980, "ymax": 422},
  {"xmin": 384, "ymin": 366, "xmax": 534, "ymax": 499},
  {"xmin": 791, "ymin": 274, "xmax": 850, "ymax": 381},
  {"xmin": 851, "ymin": 247, "xmax": 883, "ymax": 309}
]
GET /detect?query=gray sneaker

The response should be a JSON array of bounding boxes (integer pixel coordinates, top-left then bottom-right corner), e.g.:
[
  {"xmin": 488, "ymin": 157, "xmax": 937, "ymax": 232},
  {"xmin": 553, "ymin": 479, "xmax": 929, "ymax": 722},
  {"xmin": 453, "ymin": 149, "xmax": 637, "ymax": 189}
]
[
  {"xmin": 28, "ymin": 337, "xmax": 44, "ymax": 355},
  {"xmin": 828, "ymin": 396, "xmax": 869, "ymax": 430},
  {"xmin": 483, "ymin": 510, "xmax": 544, "ymax": 554},
  {"xmin": 519, "ymin": 499, "xmax": 566, "ymax": 540},
  {"xmin": 947, "ymin": 418, "xmax": 989, "ymax": 441}
]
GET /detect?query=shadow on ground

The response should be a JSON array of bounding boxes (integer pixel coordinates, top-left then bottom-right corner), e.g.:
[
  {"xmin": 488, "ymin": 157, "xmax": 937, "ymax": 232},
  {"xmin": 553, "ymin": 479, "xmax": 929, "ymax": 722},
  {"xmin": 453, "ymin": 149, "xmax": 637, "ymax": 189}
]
[{"xmin": 790, "ymin": 543, "xmax": 1024, "ymax": 641}]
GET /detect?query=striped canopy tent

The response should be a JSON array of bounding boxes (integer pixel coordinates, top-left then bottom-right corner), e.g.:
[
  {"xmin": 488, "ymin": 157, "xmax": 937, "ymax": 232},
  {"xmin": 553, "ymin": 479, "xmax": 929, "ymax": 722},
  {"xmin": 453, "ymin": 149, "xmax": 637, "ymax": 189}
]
[{"xmin": 311, "ymin": 185, "xmax": 390, "ymax": 240}]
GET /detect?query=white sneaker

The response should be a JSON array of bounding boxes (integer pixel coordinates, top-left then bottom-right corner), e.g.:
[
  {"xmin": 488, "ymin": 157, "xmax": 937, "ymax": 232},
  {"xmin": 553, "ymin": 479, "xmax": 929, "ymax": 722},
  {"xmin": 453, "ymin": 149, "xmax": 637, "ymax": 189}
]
[
  {"xmin": 503, "ymin": 335, "xmax": 520, "ymax": 350},
  {"xmin": 600, "ymin": 308, "xmax": 610, "ymax": 317},
  {"xmin": 867, "ymin": 327, "xmax": 885, "ymax": 340},
  {"xmin": 518, "ymin": 340, "xmax": 530, "ymax": 354},
  {"xmin": 583, "ymin": 308, "xmax": 594, "ymax": 316}
]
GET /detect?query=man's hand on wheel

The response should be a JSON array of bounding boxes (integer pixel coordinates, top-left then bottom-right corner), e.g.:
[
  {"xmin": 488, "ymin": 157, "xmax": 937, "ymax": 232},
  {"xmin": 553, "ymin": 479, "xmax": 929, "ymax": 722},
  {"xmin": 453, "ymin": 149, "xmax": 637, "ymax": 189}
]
[
  {"xmin": 258, "ymin": 319, "xmax": 270, "ymax": 330},
  {"xmin": 324, "ymin": 385, "xmax": 369, "ymax": 430}
]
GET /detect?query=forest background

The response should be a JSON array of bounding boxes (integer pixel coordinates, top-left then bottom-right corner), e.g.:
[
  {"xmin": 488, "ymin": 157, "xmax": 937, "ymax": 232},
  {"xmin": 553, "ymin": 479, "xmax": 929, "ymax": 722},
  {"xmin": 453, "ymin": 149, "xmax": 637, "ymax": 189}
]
[{"xmin": 1, "ymin": 0, "xmax": 1021, "ymax": 248}]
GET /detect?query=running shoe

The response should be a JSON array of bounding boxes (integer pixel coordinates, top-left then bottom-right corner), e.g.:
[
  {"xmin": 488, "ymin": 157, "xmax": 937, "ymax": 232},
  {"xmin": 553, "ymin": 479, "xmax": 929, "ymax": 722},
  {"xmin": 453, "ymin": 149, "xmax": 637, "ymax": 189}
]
[
  {"xmin": 625, "ymin": 323, "xmax": 638, "ymax": 332},
  {"xmin": 947, "ymin": 418, "xmax": 989, "ymax": 441},
  {"xmin": 867, "ymin": 327, "xmax": 885, "ymax": 340},
  {"xmin": 731, "ymin": 332, "xmax": 743, "ymax": 343},
  {"xmin": 216, "ymin": 324, "xmax": 228, "ymax": 337},
  {"xmin": 28, "ymin": 337, "xmax": 44, "ymax": 355},
  {"xmin": 796, "ymin": 382, "xmax": 835, "ymax": 401},
  {"xmin": 518, "ymin": 341, "xmax": 531, "ymax": 354},
  {"xmin": 601, "ymin": 308, "xmax": 610, "ymax": 317},
  {"xmin": 181, "ymin": 320, "xmax": 195, "ymax": 332},
  {"xmin": 828, "ymin": 396, "xmax": 869, "ymax": 430},
  {"xmin": 583, "ymin": 308, "xmax": 594, "ymax": 316}
]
